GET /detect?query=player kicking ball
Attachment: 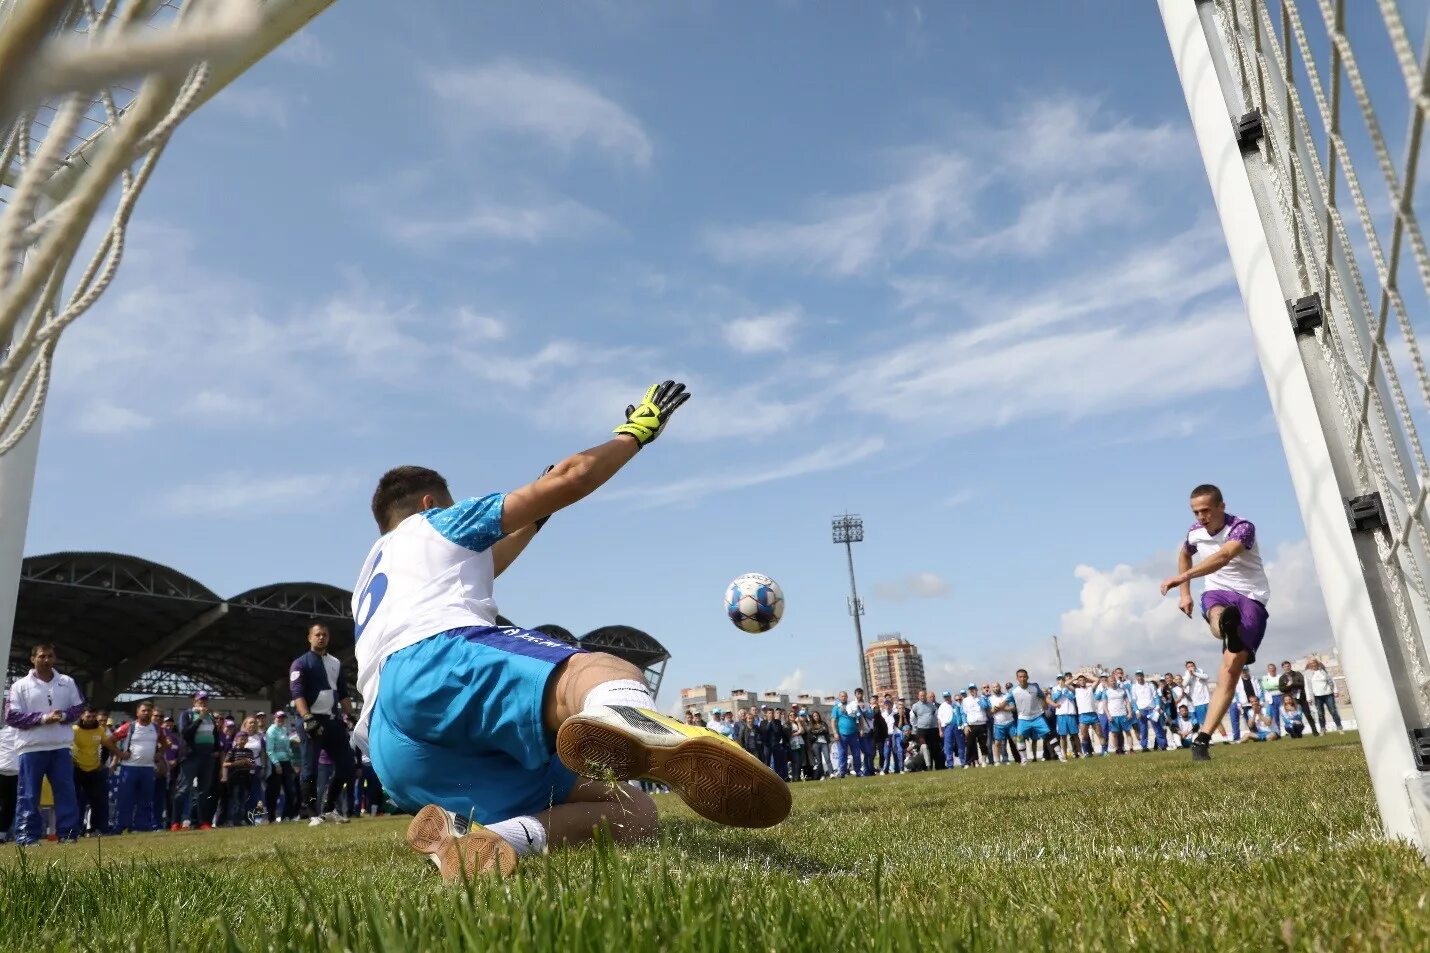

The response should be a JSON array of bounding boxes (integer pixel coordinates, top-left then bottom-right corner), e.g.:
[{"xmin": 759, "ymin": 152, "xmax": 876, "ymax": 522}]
[
  {"xmin": 351, "ymin": 381, "xmax": 791, "ymax": 882},
  {"xmin": 1159, "ymin": 484, "xmax": 1270, "ymax": 763}
]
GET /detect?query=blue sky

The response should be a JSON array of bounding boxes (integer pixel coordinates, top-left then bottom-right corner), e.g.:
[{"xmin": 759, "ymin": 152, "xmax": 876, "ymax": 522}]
[{"xmin": 31, "ymin": 0, "xmax": 1407, "ymax": 702}]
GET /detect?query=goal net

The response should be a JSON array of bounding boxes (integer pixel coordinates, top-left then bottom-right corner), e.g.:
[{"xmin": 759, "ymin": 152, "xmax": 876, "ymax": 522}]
[
  {"xmin": 1160, "ymin": 0, "xmax": 1430, "ymax": 851},
  {"xmin": 0, "ymin": 0, "xmax": 335, "ymax": 679}
]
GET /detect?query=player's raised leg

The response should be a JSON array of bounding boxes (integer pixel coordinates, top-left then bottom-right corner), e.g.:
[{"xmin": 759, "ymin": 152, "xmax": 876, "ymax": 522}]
[{"xmin": 547, "ymin": 652, "xmax": 791, "ymax": 829}]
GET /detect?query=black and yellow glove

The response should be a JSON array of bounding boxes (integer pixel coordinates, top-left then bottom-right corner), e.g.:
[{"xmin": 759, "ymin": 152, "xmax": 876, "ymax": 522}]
[{"xmin": 613, "ymin": 380, "xmax": 691, "ymax": 447}]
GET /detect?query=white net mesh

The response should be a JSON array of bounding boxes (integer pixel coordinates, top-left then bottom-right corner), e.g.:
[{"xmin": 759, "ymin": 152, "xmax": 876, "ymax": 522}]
[
  {"xmin": 1210, "ymin": 0, "xmax": 1430, "ymax": 713},
  {"xmin": 0, "ymin": 0, "xmax": 325, "ymax": 456}
]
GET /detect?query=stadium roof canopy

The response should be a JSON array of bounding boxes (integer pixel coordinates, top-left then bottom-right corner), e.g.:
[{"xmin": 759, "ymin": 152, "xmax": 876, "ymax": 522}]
[
  {"xmin": 10, "ymin": 552, "xmax": 354, "ymax": 707},
  {"xmin": 10, "ymin": 552, "xmax": 672, "ymax": 704}
]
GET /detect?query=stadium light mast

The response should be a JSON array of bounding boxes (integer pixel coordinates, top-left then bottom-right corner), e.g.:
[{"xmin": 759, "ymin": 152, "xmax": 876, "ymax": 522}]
[{"xmin": 832, "ymin": 513, "xmax": 870, "ymax": 692}]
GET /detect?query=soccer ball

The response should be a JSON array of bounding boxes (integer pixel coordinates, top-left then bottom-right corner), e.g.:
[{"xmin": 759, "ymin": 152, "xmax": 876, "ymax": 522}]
[{"xmin": 725, "ymin": 573, "xmax": 785, "ymax": 633}]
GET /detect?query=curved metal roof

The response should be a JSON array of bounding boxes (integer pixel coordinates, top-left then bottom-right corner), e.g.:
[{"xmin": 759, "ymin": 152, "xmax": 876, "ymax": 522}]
[
  {"xmin": 10, "ymin": 552, "xmax": 352, "ymax": 705},
  {"xmin": 579, "ymin": 625, "xmax": 670, "ymax": 665},
  {"xmin": 11, "ymin": 551, "xmax": 671, "ymax": 703}
]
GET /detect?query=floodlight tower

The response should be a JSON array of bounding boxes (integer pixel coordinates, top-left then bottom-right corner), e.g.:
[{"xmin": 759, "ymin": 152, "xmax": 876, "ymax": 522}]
[{"xmin": 832, "ymin": 513, "xmax": 870, "ymax": 692}]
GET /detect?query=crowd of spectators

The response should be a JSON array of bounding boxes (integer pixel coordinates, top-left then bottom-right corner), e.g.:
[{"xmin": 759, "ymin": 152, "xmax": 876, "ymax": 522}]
[
  {"xmin": 2, "ymin": 637, "xmax": 1350, "ymax": 843},
  {"xmin": 1, "ymin": 636, "xmax": 384, "ymax": 846},
  {"xmin": 687, "ymin": 657, "xmax": 1347, "ymax": 780}
]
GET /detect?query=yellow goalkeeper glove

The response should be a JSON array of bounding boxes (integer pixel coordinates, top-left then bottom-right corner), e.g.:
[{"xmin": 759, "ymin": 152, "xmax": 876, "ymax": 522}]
[{"xmin": 614, "ymin": 380, "xmax": 691, "ymax": 447}]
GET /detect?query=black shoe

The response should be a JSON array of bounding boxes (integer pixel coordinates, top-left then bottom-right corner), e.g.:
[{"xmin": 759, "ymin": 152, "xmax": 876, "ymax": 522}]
[{"xmin": 1190, "ymin": 742, "xmax": 1211, "ymax": 762}]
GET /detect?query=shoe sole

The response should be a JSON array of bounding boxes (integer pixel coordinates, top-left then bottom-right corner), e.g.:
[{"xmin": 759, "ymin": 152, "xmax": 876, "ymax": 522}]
[
  {"xmin": 405, "ymin": 805, "xmax": 517, "ymax": 884},
  {"xmin": 555, "ymin": 720, "xmax": 791, "ymax": 828}
]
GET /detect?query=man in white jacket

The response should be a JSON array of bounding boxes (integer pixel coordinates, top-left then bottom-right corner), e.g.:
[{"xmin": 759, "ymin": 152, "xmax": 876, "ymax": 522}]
[
  {"xmin": 4, "ymin": 644, "xmax": 86, "ymax": 844},
  {"xmin": 0, "ymin": 695, "xmax": 17, "ymax": 843}
]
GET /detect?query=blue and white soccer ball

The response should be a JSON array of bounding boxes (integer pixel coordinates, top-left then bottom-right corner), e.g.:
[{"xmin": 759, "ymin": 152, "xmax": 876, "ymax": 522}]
[{"xmin": 725, "ymin": 573, "xmax": 785, "ymax": 634}]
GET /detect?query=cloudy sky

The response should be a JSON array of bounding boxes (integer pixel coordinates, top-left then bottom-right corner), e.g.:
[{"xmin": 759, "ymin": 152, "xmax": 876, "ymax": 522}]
[{"xmin": 29, "ymin": 0, "xmax": 1412, "ymax": 703}]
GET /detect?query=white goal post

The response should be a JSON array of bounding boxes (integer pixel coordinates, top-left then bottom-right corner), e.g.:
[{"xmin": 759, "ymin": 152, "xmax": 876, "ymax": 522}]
[
  {"xmin": 0, "ymin": 0, "xmax": 336, "ymax": 684},
  {"xmin": 1159, "ymin": 0, "xmax": 1430, "ymax": 852}
]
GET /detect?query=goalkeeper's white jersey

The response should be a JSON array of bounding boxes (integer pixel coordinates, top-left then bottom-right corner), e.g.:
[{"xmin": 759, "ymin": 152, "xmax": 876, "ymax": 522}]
[{"xmin": 351, "ymin": 494, "xmax": 506, "ymax": 749}]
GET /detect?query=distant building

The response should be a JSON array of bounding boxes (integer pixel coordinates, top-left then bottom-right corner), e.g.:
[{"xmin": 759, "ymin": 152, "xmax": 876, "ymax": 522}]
[
  {"xmin": 679, "ymin": 685, "xmax": 837, "ymax": 721},
  {"xmin": 680, "ymin": 685, "xmax": 717, "ymax": 708},
  {"xmin": 865, "ymin": 635, "xmax": 926, "ymax": 699}
]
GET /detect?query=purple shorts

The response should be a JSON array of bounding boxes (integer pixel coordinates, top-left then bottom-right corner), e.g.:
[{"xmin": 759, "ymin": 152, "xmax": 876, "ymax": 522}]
[{"xmin": 1201, "ymin": 589, "xmax": 1268, "ymax": 661}]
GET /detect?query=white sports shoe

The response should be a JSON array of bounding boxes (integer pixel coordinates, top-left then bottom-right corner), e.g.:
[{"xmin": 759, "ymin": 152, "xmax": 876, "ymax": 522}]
[
  {"xmin": 308, "ymin": 816, "xmax": 324, "ymax": 827},
  {"xmin": 405, "ymin": 805, "xmax": 517, "ymax": 884},
  {"xmin": 555, "ymin": 705, "xmax": 791, "ymax": 828}
]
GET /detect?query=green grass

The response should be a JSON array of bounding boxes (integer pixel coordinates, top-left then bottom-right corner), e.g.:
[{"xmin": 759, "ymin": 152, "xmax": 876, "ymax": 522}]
[{"xmin": 1, "ymin": 732, "xmax": 1426, "ymax": 952}]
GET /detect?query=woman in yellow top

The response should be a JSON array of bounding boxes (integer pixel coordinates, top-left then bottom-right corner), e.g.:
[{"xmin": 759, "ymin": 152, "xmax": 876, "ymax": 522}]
[{"xmin": 72, "ymin": 706, "xmax": 121, "ymax": 836}]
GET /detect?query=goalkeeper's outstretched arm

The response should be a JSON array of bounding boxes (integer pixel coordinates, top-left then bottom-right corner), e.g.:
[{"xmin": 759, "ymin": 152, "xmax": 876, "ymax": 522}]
[{"xmin": 499, "ymin": 380, "xmax": 690, "ymax": 536}]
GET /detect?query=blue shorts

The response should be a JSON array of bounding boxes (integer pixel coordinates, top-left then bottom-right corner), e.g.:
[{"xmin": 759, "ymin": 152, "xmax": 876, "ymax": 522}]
[
  {"xmin": 1056, "ymin": 714, "xmax": 1078, "ymax": 736},
  {"xmin": 992, "ymin": 721, "xmax": 1015, "ymax": 742},
  {"xmin": 1017, "ymin": 718, "xmax": 1051, "ymax": 740},
  {"xmin": 1078, "ymin": 713, "xmax": 1099, "ymax": 726},
  {"xmin": 1108, "ymin": 715, "xmax": 1134, "ymax": 734},
  {"xmin": 368, "ymin": 626, "xmax": 585, "ymax": 824},
  {"xmin": 1194, "ymin": 703, "xmax": 1210, "ymax": 725}
]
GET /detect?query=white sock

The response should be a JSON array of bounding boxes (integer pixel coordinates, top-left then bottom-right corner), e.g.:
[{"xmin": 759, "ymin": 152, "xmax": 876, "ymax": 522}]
[
  {"xmin": 582, "ymin": 679, "xmax": 655, "ymax": 711},
  {"xmin": 486, "ymin": 816, "xmax": 547, "ymax": 857}
]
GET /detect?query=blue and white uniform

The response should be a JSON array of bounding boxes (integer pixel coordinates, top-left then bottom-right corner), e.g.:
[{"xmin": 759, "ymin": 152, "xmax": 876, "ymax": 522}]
[
  {"xmin": 1130, "ymin": 679, "xmax": 1164, "ymax": 750},
  {"xmin": 1098, "ymin": 682, "xmax": 1134, "ymax": 735},
  {"xmin": 1186, "ymin": 669, "xmax": 1213, "ymax": 726},
  {"xmin": 1052, "ymin": 685, "xmax": 1078, "ymax": 736},
  {"xmin": 352, "ymin": 495, "xmax": 585, "ymax": 824},
  {"xmin": 1009, "ymin": 684, "xmax": 1051, "ymax": 740},
  {"xmin": 1074, "ymin": 684, "xmax": 1099, "ymax": 726},
  {"xmin": 990, "ymin": 692, "xmax": 1016, "ymax": 743}
]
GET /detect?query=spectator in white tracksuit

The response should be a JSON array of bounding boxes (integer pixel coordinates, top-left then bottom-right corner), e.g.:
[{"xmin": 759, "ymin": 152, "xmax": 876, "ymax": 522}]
[
  {"xmin": 0, "ymin": 697, "xmax": 18, "ymax": 843},
  {"xmin": 1306, "ymin": 658, "xmax": 1343, "ymax": 732},
  {"xmin": 5, "ymin": 644, "xmax": 86, "ymax": 844}
]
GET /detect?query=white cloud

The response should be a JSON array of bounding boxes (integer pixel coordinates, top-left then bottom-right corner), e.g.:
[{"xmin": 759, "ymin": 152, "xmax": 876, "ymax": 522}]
[
  {"xmin": 958, "ymin": 180, "xmax": 1138, "ymax": 258},
  {"xmin": 602, "ymin": 437, "xmax": 886, "ymax": 508},
  {"xmin": 704, "ymin": 153, "xmax": 974, "ymax": 276},
  {"xmin": 1053, "ymin": 540, "xmax": 1332, "ymax": 676},
  {"xmin": 49, "ymin": 223, "xmax": 633, "ymax": 436},
  {"xmin": 722, "ymin": 308, "xmax": 799, "ymax": 353},
  {"xmin": 73, "ymin": 400, "xmax": 153, "ymax": 435},
  {"xmin": 837, "ymin": 225, "xmax": 1246, "ymax": 430},
  {"xmin": 1001, "ymin": 95, "xmax": 1183, "ymax": 178},
  {"xmin": 702, "ymin": 95, "xmax": 1185, "ymax": 276},
  {"xmin": 164, "ymin": 472, "xmax": 354, "ymax": 517},
  {"xmin": 455, "ymin": 308, "xmax": 507, "ymax": 342},
  {"xmin": 845, "ymin": 302, "xmax": 1253, "ymax": 431},
  {"xmin": 427, "ymin": 60, "xmax": 652, "ymax": 166},
  {"xmin": 942, "ymin": 489, "xmax": 975, "ymax": 508},
  {"xmin": 274, "ymin": 30, "xmax": 332, "ymax": 67},
  {"xmin": 390, "ymin": 196, "xmax": 608, "ymax": 248},
  {"xmin": 213, "ymin": 86, "xmax": 295, "ymax": 127},
  {"xmin": 775, "ymin": 669, "xmax": 805, "ymax": 693},
  {"xmin": 874, "ymin": 571, "xmax": 952, "ymax": 602}
]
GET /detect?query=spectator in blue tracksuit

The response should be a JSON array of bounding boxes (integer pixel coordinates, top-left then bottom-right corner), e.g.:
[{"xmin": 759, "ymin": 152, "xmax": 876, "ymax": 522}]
[
  {"xmin": 880, "ymin": 698, "xmax": 905, "ymax": 774},
  {"xmin": 852, "ymin": 689, "xmax": 876, "ymax": 776},
  {"xmin": 1129, "ymin": 671, "xmax": 1165, "ymax": 752},
  {"xmin": 950, "ymin": 693, "xmax": 968, "ymax": 766},
  {"xmin": 829, "ymin": 691, "xmax": 859, "ymax": 778},
  {"xmin": 937, "ymin": 691, "xmax": 958, "ymax": 769}
]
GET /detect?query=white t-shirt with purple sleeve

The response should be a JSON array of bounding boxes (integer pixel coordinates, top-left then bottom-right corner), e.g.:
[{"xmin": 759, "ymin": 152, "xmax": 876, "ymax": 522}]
[{"xmin": 1185, "ymin": 514, "xmax": 1270, "ymax": 604}]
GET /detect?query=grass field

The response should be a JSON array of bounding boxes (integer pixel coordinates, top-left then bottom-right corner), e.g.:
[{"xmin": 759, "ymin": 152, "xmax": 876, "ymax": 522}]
[{"xmin": 1, "ymin": 731, "xmax": 1426, "ymax": 952}]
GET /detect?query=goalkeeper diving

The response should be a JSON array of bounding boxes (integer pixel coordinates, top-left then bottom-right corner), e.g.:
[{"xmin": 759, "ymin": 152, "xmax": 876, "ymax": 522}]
[{"xmin": 351, "ymin": 381, "xmax": 792, "ymax": 880}]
